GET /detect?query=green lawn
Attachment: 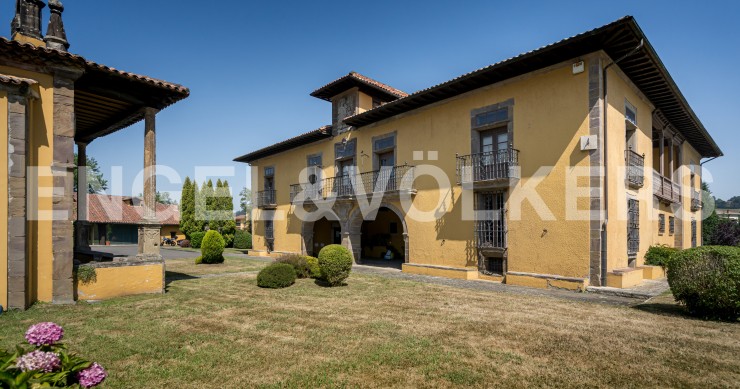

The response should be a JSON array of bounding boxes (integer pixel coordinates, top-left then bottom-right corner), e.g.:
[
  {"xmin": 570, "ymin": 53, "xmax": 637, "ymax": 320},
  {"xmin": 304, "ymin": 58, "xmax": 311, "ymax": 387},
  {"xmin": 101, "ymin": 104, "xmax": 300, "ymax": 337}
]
[
  {"xmin": 0, "ymin": 260, "xmax": 738, "ymax": 388},
  {"xmin": 165, "ymin": 256, "xmax": 269, "ymax": 277}
]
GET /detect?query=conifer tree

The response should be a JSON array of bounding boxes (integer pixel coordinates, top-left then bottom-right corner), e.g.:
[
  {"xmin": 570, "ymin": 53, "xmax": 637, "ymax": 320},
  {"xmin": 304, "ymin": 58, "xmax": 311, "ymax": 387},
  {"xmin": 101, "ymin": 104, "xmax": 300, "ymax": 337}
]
[{"xmin": 179, "ymin": 177, "xmax": 196, "ymax": 238}]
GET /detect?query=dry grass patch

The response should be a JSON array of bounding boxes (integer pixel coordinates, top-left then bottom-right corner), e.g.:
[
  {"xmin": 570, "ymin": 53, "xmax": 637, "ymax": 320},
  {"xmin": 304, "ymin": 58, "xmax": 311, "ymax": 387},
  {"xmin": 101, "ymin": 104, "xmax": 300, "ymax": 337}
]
[{"xmin": 0, "ymin": 272, "xmax": 738, "ymax": 388}]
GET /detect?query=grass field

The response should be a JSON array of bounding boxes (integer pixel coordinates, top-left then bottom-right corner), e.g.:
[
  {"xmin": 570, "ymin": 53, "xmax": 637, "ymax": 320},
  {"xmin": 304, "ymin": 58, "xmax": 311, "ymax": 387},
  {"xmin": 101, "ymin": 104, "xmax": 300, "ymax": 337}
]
[{"xmin": 0, "ymin": 258, "xmax": 738, "ymax": 388}]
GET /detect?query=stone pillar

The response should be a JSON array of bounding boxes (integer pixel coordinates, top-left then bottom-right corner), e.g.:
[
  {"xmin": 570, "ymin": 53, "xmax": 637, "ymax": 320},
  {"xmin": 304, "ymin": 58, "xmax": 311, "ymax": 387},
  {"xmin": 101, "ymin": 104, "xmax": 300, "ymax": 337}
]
[
  {"xmin": 74, "ymin": 142, "xmax": 90, "ymax": 251},
  {"xmin": 137, "ymin": 108, "xmax": 162, "ymax": 260},
  {"xmin": 51, "ymin": 72, "xmax": 79, "ymax": 305},
  {"xmin": 7, "ymin": 93, "xmax": 30, "ymax": 310}
]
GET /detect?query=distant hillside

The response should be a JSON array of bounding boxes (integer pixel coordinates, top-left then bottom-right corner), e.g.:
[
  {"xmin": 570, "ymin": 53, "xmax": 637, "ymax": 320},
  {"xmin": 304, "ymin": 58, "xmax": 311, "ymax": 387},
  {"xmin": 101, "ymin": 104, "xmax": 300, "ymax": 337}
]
[{"xmin": 715, "ymin": 196, "xmax": 740, "ymax": 209}]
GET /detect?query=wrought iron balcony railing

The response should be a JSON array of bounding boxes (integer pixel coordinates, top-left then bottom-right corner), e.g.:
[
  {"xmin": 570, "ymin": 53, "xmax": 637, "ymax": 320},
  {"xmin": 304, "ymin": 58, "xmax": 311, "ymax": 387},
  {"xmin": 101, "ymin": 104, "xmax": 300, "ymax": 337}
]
[
  {"xmin": 625, "ymin": 149, "xmax": 645, "ymax": 188},
  {"xmin": 691, "ymin": 190, "xmax": 702, "ymax": 211},
  {"xmin": 653, "ymin": 172, "xmax": 681, "ymax": 204},
  {"xmin": 456, "ymin": 148, "xmax": 519, "ymax": 185},
  {"xmin": 475, "ymin": 219, "xmax": 507, "ymax": 250},
  {"xmin": 290, "ymin": 165, "xmax": 415, "ymax": 203},
  {"xmin": 256, "ymin": 190, "xmax": 277, "ymax": 209}
]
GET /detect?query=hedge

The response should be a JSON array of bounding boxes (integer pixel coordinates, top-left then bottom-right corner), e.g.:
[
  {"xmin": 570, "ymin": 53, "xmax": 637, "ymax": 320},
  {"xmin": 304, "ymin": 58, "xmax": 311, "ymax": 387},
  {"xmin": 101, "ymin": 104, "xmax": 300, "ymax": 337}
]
[
  {"xmin": 257, "ymin": 263, "xmax": 296, "ymax": 288},
  {"xmin": 666, "ymin": 246, "xmax": 740, "ymax": 320},
  {"xmin": 276, "ymin": 254, "xmax": 311, "ymax": 279},
  {"xmin": 644, "ymin": 245, "xmax": 680, "ymax": 268},
  {"xmin": 318, "ymin": 245, "xmax": 353, "ymax": 286},
  {"xmin": 234, "ymin": 230, "xmax": 252, "ymax": 250},
  {"xmin": 305, "ymin": 256, "xmax": 320, "ymax": 279}
]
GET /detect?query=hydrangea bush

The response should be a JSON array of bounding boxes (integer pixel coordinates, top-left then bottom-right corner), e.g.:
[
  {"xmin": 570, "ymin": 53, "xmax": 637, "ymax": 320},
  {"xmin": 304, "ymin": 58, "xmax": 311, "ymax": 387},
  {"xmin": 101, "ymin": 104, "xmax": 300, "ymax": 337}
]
[{"xmin": 0, "ymin": 322, "xmax": 107, "ymax": 388}]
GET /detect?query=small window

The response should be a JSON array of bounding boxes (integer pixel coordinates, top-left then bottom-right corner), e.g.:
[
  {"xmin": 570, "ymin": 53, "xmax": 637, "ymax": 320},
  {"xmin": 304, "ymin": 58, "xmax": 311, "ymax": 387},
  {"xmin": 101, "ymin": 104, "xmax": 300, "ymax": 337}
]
[
  {"xmin": 658, "ymin": 214, "xmax": 666, "ymax": 234},
  {"xmin": 264, "ymin": 167, "xmax": 275, "ymax": 177},
  {"xmin": 484, "ymin": 257, "xmax": 505, "ymax": 275},
  {"xmin": 669, "ymin": 216, "xmax": 675, "ymax": 235},
  {"xmin": 474, "ymin": 109, "xmax": 508, "ymax": 128},
  {"xmin": 265, "ymin": 220, "xmax": 274, "ymax": 240},
  {"xmin": 625, "ymin": 101, "xmax": 637, "ymax": 130}
]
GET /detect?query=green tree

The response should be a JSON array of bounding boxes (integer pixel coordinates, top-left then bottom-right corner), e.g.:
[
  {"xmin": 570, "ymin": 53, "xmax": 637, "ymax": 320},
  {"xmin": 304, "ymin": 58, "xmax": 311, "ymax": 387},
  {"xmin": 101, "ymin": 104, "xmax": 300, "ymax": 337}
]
[
  {"xmin": 221, "ymin": 180, "xmax": 236, "ymax": 236},
  {"xmin": 157, "ymin": 191, "xmax": 177, "ymax": 205},
  {"xmin": 199, "ymin": 180, "xmax": 214, "ymax": 230},
  {"xmin": 240, "ymin": 187, "xmax": 253, "ymax": 216},
  {"xmin": 180, "ymin": 177, "xmax": 198, "ymax": 238},
  {"xmin": 73, "ymin": 153, "xmax": 108, "ymax": 193},
  {"xmin": 702, "ymin": 181, "xmax": 719, "ymax": 245}
]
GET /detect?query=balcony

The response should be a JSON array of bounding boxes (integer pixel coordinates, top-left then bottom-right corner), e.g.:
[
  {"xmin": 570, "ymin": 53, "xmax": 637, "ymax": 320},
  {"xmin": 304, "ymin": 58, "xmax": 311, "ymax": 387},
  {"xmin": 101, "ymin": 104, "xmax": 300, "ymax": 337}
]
[
  {"xmin": 256, "ymin": 190, "xmax": 277, "ymax": 209},
  {"xmin": 290, "ymin": 165, "xmax": 416, "ymax": 203},
  {"xmin": 691, "ymin": 190, "xmax": 702, "ymax": 211},
  {"xmin": 625, "ymin": 149, "xmax": 645, "ymax": 188},
  {"xmin": 456, "ymin": 149, "xmax": 519, "ymax": 187},
  {"xmin": 653, "ymin": 172, "xmax": 680, "ymax": 204}
]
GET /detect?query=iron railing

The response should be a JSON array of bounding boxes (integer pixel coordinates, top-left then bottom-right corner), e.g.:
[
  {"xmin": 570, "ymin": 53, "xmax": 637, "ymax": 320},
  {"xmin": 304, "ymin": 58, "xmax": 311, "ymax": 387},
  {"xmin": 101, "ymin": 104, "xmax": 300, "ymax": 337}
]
[
  {"xmin": 625, "ymin": 149, "xmax": 645, "ymax": 188},
  {"xmin": 653, "ymin": 171, "xmax": 680, "ymax": 204},
  {"xmin": 627, "ymin": 198, "xmax": 640, "ymax": 257},
  {"xmin": 456, "ymin": 148, "xmax": 519, "ymax": 184},
  {"xmin": 475, "ymin": 220, "xmax": 506, "ymax": 250},
  {"xmin": 691, "ymin": 190, "xmax": 702, "ymax": 211},
  {"xmin": 256, "ymin": 190, "xmax": 277, "ymax": 209},
  {"xmin": 290, "ymin": 165, "xmax": 415, "ymax": 203}
]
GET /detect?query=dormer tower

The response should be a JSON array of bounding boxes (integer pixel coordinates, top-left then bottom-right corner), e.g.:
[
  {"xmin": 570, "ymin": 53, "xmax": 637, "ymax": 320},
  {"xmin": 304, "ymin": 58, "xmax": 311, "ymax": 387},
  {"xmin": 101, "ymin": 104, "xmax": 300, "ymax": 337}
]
[{"xmin": 11, "ymin": 0, "xmax": 46, "ymax": 47}]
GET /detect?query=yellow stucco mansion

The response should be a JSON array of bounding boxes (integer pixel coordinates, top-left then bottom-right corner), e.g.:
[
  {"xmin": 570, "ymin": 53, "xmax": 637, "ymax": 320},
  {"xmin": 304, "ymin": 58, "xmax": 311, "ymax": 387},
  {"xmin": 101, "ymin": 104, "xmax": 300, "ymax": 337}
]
[
  {"xmin": 1, "ymin": 1, "xmax": 188, "ymax": 310},
  {"xmin": 235, "ymin": 16, "xmax": 721, "ymax": 290}
]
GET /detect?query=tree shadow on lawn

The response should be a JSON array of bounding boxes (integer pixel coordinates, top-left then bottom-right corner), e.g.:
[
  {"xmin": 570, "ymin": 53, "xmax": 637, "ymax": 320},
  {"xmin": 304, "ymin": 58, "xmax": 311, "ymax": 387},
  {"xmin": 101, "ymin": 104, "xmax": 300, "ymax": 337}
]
[
  {"xmin": 164, "ymin": 271, "xmax": 199, "ymax": 290},
  {"xmin": 313, "ymin": 279, "xmax": 349, "ymax": 288}
]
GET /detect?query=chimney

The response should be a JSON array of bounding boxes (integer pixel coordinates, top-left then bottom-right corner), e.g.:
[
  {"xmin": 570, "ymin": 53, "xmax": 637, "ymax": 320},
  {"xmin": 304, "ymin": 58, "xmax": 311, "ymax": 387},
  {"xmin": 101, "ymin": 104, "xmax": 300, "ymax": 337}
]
[
  {"xmin": 44, "ymin": 0, "xmax": 69, "ymax": 51},
  {"xmin": 11, "ymin": 0, "xmax": 46, "ymax": 47}
]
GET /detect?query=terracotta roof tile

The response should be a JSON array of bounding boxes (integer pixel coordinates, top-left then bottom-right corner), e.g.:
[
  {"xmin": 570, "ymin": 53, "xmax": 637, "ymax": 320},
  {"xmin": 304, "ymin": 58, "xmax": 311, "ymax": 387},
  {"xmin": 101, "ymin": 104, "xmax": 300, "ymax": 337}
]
[
  {"xmin": 77, "ymin": 194, "xmax": 179, "ymax": 226},
  {"xmin": 0, "ymin": 73, "xmax": 37, "ymax": 87},
  {"xmin": 0, "ymin": 38, "xmax": 189, "ymax": 96},
  {"xmin": 311, "ymin": 72, "xmax": 407, "ymax": 101}
]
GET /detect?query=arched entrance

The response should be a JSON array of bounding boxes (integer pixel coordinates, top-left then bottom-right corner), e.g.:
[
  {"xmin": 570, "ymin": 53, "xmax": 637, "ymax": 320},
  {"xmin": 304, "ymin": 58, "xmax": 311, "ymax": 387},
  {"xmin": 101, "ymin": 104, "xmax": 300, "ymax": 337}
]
[
  {"xmin": 300, "ymin": 208, "xmax": 342, "ymax": 257},
  {"xmin": 349, "ymin": 204, "xmax": 408, "ymax": 269}
]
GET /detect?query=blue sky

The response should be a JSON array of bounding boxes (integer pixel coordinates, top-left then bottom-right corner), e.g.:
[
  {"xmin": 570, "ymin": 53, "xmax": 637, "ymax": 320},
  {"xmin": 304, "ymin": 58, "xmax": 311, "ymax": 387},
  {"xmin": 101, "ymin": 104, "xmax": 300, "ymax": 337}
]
[{"xmin": 3, "ymin": 1, "xmax": 737, "ymax": 206}]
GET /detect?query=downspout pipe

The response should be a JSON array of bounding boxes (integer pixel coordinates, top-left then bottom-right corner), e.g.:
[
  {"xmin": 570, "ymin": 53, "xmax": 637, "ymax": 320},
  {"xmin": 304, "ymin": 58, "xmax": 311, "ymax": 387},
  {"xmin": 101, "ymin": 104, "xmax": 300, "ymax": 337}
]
[{"xmin": 599, "ymin": 39, "xmax": 644, "ymax": 285}]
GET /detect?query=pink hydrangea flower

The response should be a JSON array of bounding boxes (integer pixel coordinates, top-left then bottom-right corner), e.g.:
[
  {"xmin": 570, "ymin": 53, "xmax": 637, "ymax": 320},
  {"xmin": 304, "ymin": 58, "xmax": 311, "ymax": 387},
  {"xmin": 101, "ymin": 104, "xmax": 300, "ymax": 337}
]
[
  {"xmin": 78, "ymin": 363, "xmax": 107, "ymax": 388},
  {"xmin": 25, "ymin": 322, "xmax": 64, "ymax": 346},
  {"xmin": 15, "ymin": 350, "xmax": 61, "ymax": 372}
]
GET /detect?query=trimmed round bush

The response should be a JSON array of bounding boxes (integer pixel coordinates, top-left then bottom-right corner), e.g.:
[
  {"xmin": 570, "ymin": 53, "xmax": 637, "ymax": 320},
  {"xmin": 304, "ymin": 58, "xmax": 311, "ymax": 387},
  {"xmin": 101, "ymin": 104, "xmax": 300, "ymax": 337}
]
[
  {"xmin": 644, "ymin": 245, "xmax": 679, "ymax": 268},
  {"xmin": 257, "ymin": 263, "xmax": 296, "ymax": 289},
  {"xmin": 306, "ymin": 256, "xmax": 320, "ymax": 279},
  {"xmin": 318, "ymin": 245, "xmax": 353, "ymax": 286},
  {"xmin": 276, "ymin": 254, "xmax": 311, "ymax": 279},
  {"xmin": 199, "ymin": 230, "xmax": 225, "ymax": 264},
  {"xmin": 190, "ymin": 231, "xmax": 206, "ymax": 249},
  {"xmin": 233, "ymin": 230, "xmax": 252, "ymax": 250},
  {"xmin": 666, "ymin": 246, "xmax": 740, "ymax": 320}
]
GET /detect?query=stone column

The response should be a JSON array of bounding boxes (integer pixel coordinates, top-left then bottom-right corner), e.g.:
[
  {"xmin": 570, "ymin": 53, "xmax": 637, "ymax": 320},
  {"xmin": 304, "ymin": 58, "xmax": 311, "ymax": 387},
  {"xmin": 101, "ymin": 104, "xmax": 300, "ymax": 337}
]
[
  {"xmin": 137, "ymin": 108, "xmax": 162, "ymax": 260},
  {"xmin": 7, "ymin": 93, "xmax": 30, "ymax": 310},
  {"xmin": 51, "ymin": 72, "xmax": 79, "ymax": 305},
  {"xmin": 74, "ymin": 142, "xmax": 90, "ymax": 251}
]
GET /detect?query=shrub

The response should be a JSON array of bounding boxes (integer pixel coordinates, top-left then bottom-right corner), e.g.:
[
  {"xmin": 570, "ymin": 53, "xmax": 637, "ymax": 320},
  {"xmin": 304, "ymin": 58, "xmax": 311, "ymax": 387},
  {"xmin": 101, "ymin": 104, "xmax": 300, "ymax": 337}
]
[
  {"xmin": 318, "ymin": 245, "xmax": 353, "ymax": 286},
  {"xmin": 0, "ymin": 322, "xmax": 107, "ymax": 387},
  {"xmin": 257, "ymin": 263, "xmax": 296, "ymax": 288},
  {"xmin": 75, "ymin": 265, "xmax": 97, "ymax": 285},
  {"xmin": 199, "ymin": 230, "xmax": 225, "ymax": 264},
  {"xmin": 644, "ymin": 245, "xmax": 679, "ymax": 268},
  {"xmin": 222, "ymin": 233, "xmax": 234, "ymax": 248},
  {"xmin": 306, "ymin": 256, "xmax": 320, "ymax": 279},
  {"xmin": 234, "ymin": 230, "xmax": 252, "ymax": 250},
  {"xmin": 666, "ymin": 246, "xmax": 740, "ymax": 320},
  {"xmin": 709, "ymin": 219, "xmax": 740, "ymax": 247},
  {"xmin": 190, "ymin": 231, "xmax": 206, "ymax": 249},
  {"xmin": 276, "ymin": 254, "xmax": 312, "ymax": 279},
  {"xmin": 178, "ymin": 239, "xmax": 191, "ymax": 248}
]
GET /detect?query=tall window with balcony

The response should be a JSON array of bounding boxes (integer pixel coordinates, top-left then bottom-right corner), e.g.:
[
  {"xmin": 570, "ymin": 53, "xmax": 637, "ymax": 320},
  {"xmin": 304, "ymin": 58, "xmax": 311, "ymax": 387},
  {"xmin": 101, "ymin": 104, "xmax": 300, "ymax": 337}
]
[
  {"xmin": 458, "ymin": 101, "xmax": 518, "ymax": 186},
  {"xmin": 373, "ymin": 133, "xmax": 396, "ymax": 192},
  {"xmin": 334, "ymin": 139, "xmax": 356, "ymax": 197},
  {"xmin": 652, "ymin": 117, "xmax": 682, "ymax": 204},
  {"xmin": 258, "ymin": 167, "xmax": 277, "ymax": 209},
  {"xmin": 625, "ymin": 101, "xmax": 644, "ymax": 188}
]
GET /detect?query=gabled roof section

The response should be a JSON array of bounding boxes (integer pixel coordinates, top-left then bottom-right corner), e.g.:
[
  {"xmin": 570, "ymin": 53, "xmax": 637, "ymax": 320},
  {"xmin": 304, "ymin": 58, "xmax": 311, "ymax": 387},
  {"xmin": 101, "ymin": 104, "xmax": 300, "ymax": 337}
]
[
  {"xmin": 0, "ymin": 73, "xmax": 37, "ymax": 87},
  {"xmin": 311, "ymin": 72, "xmax": 408, "ymax": 102},
  {"xmin": 344, "ymin": 16, "xmax": 722, "ymax": 158},
  {"xmin": 234, "ymin": 125, "xmax": 332, "ymax": 164},
  {"xmin": 76, "ymin": 194, "xmax": 180, "ymax": 226}
]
